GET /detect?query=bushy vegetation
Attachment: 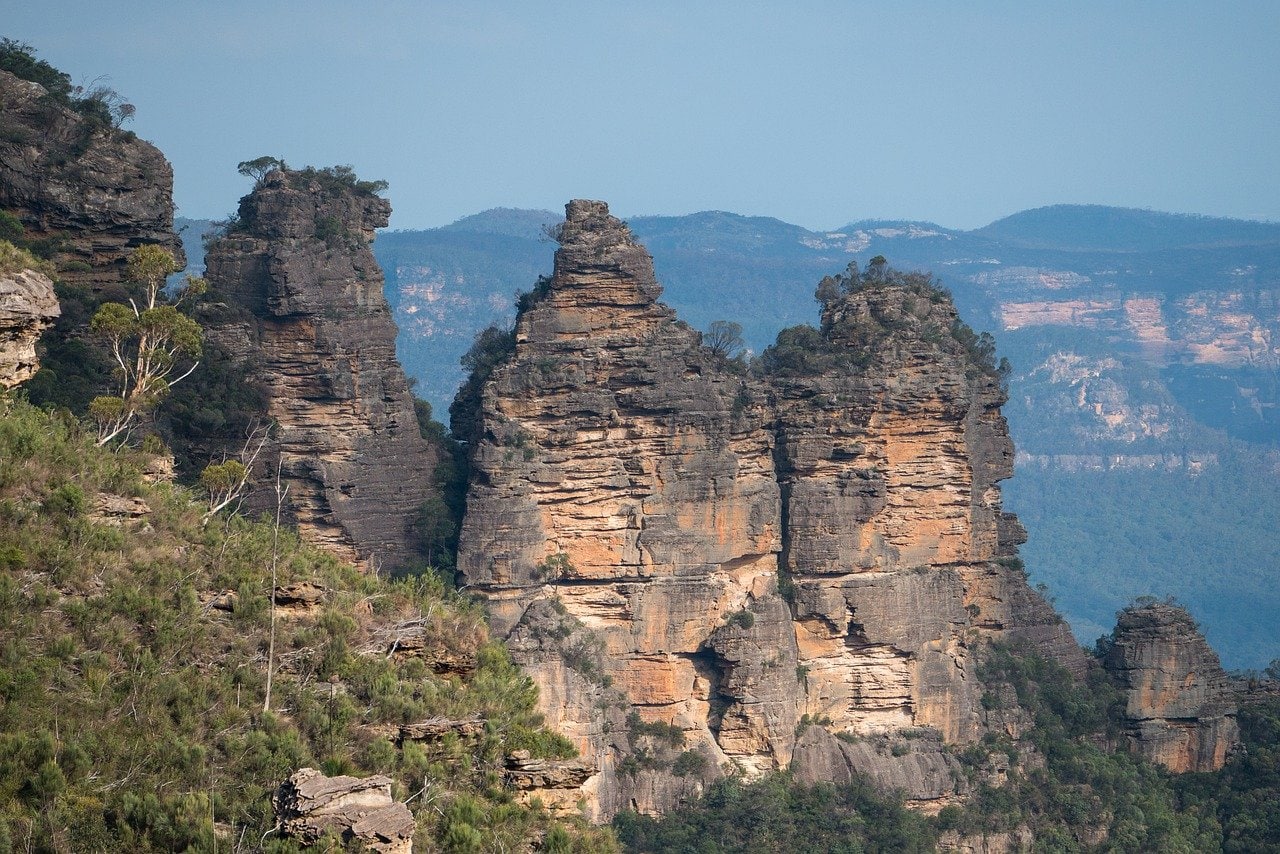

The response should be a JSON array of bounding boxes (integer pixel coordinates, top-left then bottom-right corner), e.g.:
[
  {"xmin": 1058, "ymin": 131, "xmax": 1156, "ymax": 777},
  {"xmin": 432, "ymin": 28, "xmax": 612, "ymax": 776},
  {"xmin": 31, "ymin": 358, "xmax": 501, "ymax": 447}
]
[
  {"xmin": 1171, "ymin": 695, "xmax": 1280, "ymax": 851},
  {"xmin": 449, "ymin": 324, "xmax": 516, "ymax": 446},
  {"xmin": 612, "ymin": 772, "xmax": 935, "ymax": 853},
  {"xmin": 0, "ymin": 238, "xmax": 54, "ymax": 277},
  {"xmin": 285, "ymin": 164, "xmax": 389, "ymax": 198},
  {"xmin": 0, "ymin": 40, "xmax": 136, "ymax": 149},
  {"xmin": 0, "ymin": 398, "xmax": 613, "ymax": 851},
  {"xmin": 759, "ymin": 257, "xmax": 1007, "ymax": 383},
  {"xmin": 0, "ymin": 211, "xmax": 67, "ymax": 272},
  {"xmin": 942, "ymin": 643, "xmax": 1222, "ymax": 850},
  {"xmin": 756, "ymin": 324, "xmax": 857, "ymax": 377},
  {"xmin": 413, "ymin": 398, "xmax": 468, "ymax": 577}
]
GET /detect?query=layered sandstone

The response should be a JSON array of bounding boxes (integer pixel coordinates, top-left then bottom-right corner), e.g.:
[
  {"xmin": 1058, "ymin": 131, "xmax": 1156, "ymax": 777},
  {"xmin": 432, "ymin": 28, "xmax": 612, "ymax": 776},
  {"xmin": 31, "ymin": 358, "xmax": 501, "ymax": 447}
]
[
  {"xmin": 203, "ymin": 169, "xmax": 435, "ymax": 571},
  {"xmin": 457, "ymin": 201, "xmax": 1083, "ymax": 819},
  {"xmin": 0, "ymin": 268, "xmax": 59, "ymax": 388},
  {"xmin": 273, "ymin": 768, "xmax": 414, "ymax": 853},
  {"xmin": 776, "ymin": 267, "xmax": 1084, "ymax": 747},
  {"xmin": 1103, "ymin": 602, "xmax": 1238, "ymax": 772},
  {"xmin": 457, "ymin": 200, "xmax": 785, "ymax": 817},
  {"xmin": 0, "ymin": 70, "xmax": 183, "ymax": 287}
]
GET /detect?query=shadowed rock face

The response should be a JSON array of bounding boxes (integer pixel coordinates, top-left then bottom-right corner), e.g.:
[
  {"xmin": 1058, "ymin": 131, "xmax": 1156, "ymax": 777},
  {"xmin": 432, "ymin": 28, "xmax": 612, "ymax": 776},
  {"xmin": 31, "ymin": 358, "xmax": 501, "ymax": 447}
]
[
  {"xmin": 1104, "ymin": 603, "xmax": 1238, "ymax": 772},
  {"xmin": 458, "ymin": 200, "xmax": 1084, "ymax": 819},
  {"xmin": 0, "ymin": 70, "xmax": 184, "ymax": 287},
  {"xmin": 203, "ymin": 170, "xmax": 435, "ymax": 571},
  {"xmin": 0, "ymin": 269, "xmax": 58, "ymax": 388}
]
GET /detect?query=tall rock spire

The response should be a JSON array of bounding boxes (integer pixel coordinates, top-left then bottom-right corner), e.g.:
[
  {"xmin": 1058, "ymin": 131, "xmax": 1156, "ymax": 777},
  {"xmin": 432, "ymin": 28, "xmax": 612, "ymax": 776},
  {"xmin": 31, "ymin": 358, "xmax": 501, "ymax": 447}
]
[
  {"xmin": 203, "ymin": 168, "xmax": 436, "ymax": 572},
  {"xmin": 457, "ymin": 199, "xmax": 1083, "ymax": 820}
]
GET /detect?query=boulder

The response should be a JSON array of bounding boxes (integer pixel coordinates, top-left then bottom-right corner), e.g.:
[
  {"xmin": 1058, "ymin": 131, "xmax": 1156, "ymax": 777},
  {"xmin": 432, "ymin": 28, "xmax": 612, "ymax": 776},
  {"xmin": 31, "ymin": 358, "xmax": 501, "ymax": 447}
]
[
  {"xmin": 272, "ymin": 768, "xmax": 414, "ymax": 853},
  {"xmin": 0, "ymin": 269, "xmax": 58, "ymax": 388}
]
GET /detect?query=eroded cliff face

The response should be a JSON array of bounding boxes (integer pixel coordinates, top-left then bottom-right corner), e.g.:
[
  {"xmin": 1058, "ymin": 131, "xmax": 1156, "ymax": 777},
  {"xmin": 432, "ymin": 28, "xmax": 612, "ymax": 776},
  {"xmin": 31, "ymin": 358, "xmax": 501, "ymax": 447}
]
[
  {"xmin": 203, "ymin": 170, "xmax": 435, "ymax": 571},
  {"xmin": 0, "ymin": 70, "xmax": 183, "ymax": 287},
  {"xmin": 0, "ymin": 268, "xmax": 58, "ymax": 388},
  {"xmin": 774, "ymin": 274, "xmax": 1082, "ymax": 749},
  {"xmin": 458, "ymin": 201, "xmax": 1083, "ymax": 819},
  {"xmin": 1103, "ymin": 603, "xmax": 1238, "ymax": 772}
]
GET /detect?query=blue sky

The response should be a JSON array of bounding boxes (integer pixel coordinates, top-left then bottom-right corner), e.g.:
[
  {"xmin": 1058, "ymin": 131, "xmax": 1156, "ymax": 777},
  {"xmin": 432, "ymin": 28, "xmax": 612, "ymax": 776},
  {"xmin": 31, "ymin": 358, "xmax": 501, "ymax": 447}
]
[{"xmin": 7, "ymin": 2, "xmax": 1279, "ymax": 230}]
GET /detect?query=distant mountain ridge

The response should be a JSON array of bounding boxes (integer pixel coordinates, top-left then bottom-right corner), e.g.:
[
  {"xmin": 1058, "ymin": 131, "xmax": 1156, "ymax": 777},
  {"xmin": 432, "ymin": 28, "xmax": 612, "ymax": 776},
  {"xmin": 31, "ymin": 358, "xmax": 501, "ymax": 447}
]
[
  {"xmin": 432, "ymin": 206, "xmax": 560, "ymax": 239},
  {"xmin": 978, "ymin": 204, "xmax": 1280, "ymax": 252}
]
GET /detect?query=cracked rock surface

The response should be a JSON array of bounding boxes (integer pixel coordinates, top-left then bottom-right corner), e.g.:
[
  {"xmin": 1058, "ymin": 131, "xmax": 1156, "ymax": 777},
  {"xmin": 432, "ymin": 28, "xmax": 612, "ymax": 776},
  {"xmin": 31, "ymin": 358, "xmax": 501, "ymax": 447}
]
[{"xmin": 1104, "ymin": 602, "xmax": 1238, "ymax": 772}]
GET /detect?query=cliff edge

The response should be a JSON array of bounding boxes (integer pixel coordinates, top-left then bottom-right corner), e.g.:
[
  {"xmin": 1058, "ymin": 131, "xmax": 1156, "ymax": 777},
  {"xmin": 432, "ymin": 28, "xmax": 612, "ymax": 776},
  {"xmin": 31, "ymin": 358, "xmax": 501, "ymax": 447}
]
[
  {"xmin": 1104, "ymin": 601, "xmax": 1239, "ymax": 772},
  {"xmin": 0, "ymin": 69, "xmax": 183, "ymax": 287},
  {"xmin": 0, "ymin": 265, "xmax": 58, "ymax": 388}
]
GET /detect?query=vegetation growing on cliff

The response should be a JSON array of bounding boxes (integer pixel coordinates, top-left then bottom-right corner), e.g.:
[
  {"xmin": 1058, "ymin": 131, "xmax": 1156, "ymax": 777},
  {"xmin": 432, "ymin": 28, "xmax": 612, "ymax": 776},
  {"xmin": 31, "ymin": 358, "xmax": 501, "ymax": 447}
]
[
  {"xmin": 0, "ymin": 398, "xmax": 613, "ymax": 851},
  {"xmin": 0, "ymin": 238, "xmax": 53, "ymax": 278},
  {"xmin": 0, "ymin": 40, "xmax": 136, "ymax": 142},
  {"xmin": 450, "ymin": 324, "xmax": 516, "ymax": 446},
  {"xmin": 612, "ymin": 772, "xmax": 935, "ymax": 853},
  {"xmin": 759, "ymin": 258, "xmax": 1008, "ymax": 384},
  {"xmin": 612, "ymin": 642, "xmax": 1280, "ymax": 852}
]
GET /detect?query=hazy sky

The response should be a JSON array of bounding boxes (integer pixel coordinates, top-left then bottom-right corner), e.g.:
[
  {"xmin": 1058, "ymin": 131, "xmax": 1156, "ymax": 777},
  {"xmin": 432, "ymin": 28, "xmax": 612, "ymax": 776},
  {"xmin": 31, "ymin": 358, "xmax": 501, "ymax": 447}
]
[{"xmin": 8, "ymin": 2, "xmax": 1279, "ymax": 231}]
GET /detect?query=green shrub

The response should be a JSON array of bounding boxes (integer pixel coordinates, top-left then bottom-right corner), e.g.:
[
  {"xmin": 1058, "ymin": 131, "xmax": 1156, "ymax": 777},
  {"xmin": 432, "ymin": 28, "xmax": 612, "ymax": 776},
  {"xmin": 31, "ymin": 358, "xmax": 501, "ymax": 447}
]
[
  {"xmin": 0, "ymin": 239, "xmax": 54, "ymax": 277},
  {"xmin": 672, "ymin": 750, "xmax": 708, "ymax": 777},
  {"xmin": 41, "ymin": 483, "xmax": 85, "ymax": 517},
  {"xmin": 0, "ymin": 399, "xmax": 617, "ymax": 852}
]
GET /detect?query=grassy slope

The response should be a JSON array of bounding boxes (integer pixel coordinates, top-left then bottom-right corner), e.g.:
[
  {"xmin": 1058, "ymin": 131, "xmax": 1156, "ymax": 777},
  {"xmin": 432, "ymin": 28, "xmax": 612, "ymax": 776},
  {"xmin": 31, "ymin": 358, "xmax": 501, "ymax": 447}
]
[{"xmin": 0, "ymin": 398, "xmax": 613, "ymax": 852}]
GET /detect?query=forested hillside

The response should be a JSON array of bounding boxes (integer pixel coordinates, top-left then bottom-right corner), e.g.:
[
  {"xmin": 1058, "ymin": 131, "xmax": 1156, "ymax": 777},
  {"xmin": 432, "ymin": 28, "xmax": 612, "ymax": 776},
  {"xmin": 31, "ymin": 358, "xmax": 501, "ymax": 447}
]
[{"xmin": 0, "ymin": 398, "xmax": 612, "ymax": 851}]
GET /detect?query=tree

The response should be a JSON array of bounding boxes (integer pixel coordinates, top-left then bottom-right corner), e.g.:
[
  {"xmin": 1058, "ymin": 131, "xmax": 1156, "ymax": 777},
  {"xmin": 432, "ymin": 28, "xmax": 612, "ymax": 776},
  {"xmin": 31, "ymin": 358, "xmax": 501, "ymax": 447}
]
[
  {"xmin": 88, "ymin": 246, "xmax": 205, "ymax": 446},
  {"xmin": 704, "ymin": 320, "xmax": 745, "ymax": 360},
  {"xmin": 416, "ymin": 495, "xmax": 457, "ymax": 567},
  {"xmin": 236, "ymin": 156, "xmax": 286, "ymax": 185},
  {"xmin": 0, "ymin": 39, "xmax": 73, "ymax": 101},
  {"xmin": 814, "ymin": 275, "xmax": 840, "ymax": 307},
  {"xmin": 199, "ymin": 422, "xmax": 272, "ymax": 525}
]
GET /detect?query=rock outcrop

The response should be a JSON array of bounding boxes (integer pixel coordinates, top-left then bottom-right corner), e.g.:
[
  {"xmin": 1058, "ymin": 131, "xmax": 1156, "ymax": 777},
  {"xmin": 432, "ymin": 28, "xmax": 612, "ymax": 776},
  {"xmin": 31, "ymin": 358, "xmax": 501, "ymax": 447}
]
[
  {"xmin": 1103, "ymin": 602, "xmax": 1239, "ymax": 772},
  {"xmin": 203, "ymin": 169, "xmax": 436, "ymax": 571},
  {"xmin": 272, "ymin": 768, "xmax": 414, "ymax": 853},
  {"xmin": 0, "ymin": 70, "xmax": 183, "ymax": 287},
  {"xmin": 0, "ymin": 267, "xmax": 58, "ymax": 388},
  {"xmin": 457, "ymin": 201, "xmax": 1084, "ymax": 819}
]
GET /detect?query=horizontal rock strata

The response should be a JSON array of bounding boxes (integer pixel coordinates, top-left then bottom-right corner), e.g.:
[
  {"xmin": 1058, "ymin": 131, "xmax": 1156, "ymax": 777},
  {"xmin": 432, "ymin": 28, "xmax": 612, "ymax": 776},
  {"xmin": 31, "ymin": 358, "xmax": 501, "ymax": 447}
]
[
  {"xmin": 273, "ymin": 768, "xmax": 413, "ymax": 853},
  {"xmin": 0, "ymin": 70, "xmax": 184, "ymax": 287},
  {"xmin": 1103, "ymin": 602, "xmax": 1239, "ymax": 772},
  {"xmin": 458, "ymin": 200, "xmax": 1084, "ymax": 819},
  {"xmin": 203, "ymin": 170, "xmax": 436, "ymax": 571}
]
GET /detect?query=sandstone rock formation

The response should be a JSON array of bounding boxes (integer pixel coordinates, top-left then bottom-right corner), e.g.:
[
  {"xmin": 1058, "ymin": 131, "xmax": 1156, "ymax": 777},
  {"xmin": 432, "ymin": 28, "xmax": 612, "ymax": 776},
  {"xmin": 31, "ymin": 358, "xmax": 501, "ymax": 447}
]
[
  {"xmin": 203, "ymin": 169, "xmax": 436, "ymax": 571},
  {"xmin": 504, "ymin": 750, "xmax": 597, "ymax": 813},
  {"xmin": 272, "ymin": 768, "xmax": 414, "ymax": 853},
  {"xmin": 0, "ymin": 268, "xmax": 58, "ymax": 388},
  {"xmin": 0, "ymin": 70, "xmax": 184, "ymax": 287},
  {"xmin": 457, "ymin": 200, "xmax": 1084, "ymax": 819},
  {"xmin": 1103, "ymin": 601, "xmax": 1239, "ymax": 772}
]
